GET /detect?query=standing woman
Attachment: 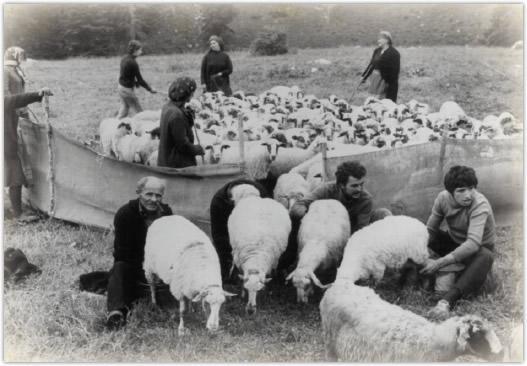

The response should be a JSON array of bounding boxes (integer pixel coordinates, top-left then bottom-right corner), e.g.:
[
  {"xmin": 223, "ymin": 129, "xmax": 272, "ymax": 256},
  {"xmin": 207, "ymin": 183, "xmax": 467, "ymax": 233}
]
[
  {"xmin": 200, "ymin": 35, "xmax": 233, "ymax": 96},
  {"xmin": 157, "ymin": 77, "xmax": 204, "ymax": 168},
  {"xmin": 360, "ymin": 31, "xmax": 400, "ymax": 102},
  {"xmin": 117, "ymin": 40, "xmax": 157, "ymax": 118}
]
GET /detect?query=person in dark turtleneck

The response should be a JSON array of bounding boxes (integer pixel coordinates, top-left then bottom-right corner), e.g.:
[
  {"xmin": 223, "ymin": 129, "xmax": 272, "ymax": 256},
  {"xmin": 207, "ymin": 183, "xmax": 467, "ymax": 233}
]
[{"xmin": 200, "ymin": 35, "xmax": 233, "ymax": 96}]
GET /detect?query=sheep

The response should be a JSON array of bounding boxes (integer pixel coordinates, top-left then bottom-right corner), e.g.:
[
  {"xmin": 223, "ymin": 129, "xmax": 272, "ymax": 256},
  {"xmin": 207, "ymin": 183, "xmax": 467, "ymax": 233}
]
[
  {"xmin": 439, "ymin": 101, "xmax": 466, "ymax": 124},
  {"xmin": 220, "ymin": 138, "xmax": 284, "ymax": 180},
  {"xmin": 146, "ymin": 150, "xmax": 158, "ymax": 167},
  {"xmin": 320, "ymin": 280, "xmax": 504, "ymax": 362},
  {"xmin": 336, "ymin": 215, "xmax": 429, "ymax": 285},
  {"xmin": 114, "ymin": 132, "xmax": 160, "ymax": 164},
  {"xmin": 133, "ymin": 109, "xmax": 161, "ymax": 121},
  {"xmin": 131, "ymin": 119, "xmax": 159, "ymax": 137},
  {"xmin": 287, "ymin": 199, "xmax": 351, "ymax": 303},
  {"xmin": 99, "ymin": 118, "xmax": 132, "ymax": 157},
  {"xmin": 144, "ymin": 215, "xmax": 235, "ymax": 335},
  {"xmin": 228, "ymin": 196, "xmax": 291, "ymax": 314},
  {"xmin": 268, "ymin": 135, "xmax": 326, "ymax": 178},
  {"xmin": 273, "ymin": 172, "xmax": 309, "ymax": 211}
]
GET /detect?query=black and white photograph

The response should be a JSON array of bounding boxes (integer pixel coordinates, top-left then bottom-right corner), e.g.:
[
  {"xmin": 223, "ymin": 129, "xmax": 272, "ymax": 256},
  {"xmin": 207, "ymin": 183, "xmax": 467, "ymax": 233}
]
[{"xmin": 2, "ymin": 2, "xmax": 524, "ymax": 362}]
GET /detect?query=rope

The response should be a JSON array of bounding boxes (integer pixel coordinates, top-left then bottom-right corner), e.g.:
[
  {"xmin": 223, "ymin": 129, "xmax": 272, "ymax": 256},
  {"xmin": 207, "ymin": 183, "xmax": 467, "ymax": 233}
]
[{"xmin": 43, "ymin": 96, "xmax": 56, "ymax": 218}]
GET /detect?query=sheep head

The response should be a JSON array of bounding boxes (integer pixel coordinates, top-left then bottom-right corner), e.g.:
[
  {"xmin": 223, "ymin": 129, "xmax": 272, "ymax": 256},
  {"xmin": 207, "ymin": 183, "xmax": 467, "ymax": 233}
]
[
  {"xmin": 260, "ymin": 138, "xmax": 284, "ymax": 162},
  {"xmin": 240, "ymin": 269, "xmax": 270, "ymax": 315},
  {"xmin": 286, "ymin": 268, "xmax": 330, "ymax": 303},
  {"xmin": 192, "ymin": 285, "xmax": 236, "ymax": 332},
  {"xmin": 454, "ymin": 315, "xmax": 504, "ymax": 361}
]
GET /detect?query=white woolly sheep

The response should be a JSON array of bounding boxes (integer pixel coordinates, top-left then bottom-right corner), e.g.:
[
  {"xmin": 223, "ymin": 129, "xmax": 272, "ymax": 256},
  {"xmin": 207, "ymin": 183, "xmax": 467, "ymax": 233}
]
[
  {"xmin": 144, "ymin": 215, "xmax": 235, "ymax": 335},
  {"xmin": 146, "ymin": 149, "xmax": 158, "ymax": 167},
  {"xmin": 273, "ymin": 172, "xmax": 309, "ymax": 211},
  {"xmin": 320, "ymin": 280, "xmax": 504, "ymax": 362},
  {"xmin": 114, "ymin": 132, "xmax": 159, "ymax": 164},
  {"xmin": 268, "ymin": 135, "xmax": 326, "ymax": 177},
  {"xmin": 99, "ymin": 118, "xmax": 132, "ymax": 157},
  {"xmin": 287, "ymin": 199, "xmax": 351, "ymax": 303},
  {"xmin": 133, "ymin": 109, "xmax": 161, "ymax": 121},
  {"xmin": 131, "ymin": 119, "xmax": 159, "ymax": 137},
  {"xmin": 228, "ymin": 196, "xmax": 291, "ymax": 314},
  {"xmin": 336, "ymin": 215, "xmax": 429, "ymax": 285}
]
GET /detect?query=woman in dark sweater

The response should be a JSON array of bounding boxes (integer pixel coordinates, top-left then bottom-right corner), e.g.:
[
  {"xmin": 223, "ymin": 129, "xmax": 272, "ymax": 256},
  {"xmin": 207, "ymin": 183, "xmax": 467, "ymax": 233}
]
[
  {"xmin": 157, "ymin": 77, "xmax": 204, "ymax": 168},
  {"xmin": 200, "ymin": 35, "xmax": 233, "ymax": 96},
  {"xmin": 361, "ymin": 31, "xmax": 401, "ymax": 102},
  {"xmin": 117, "ymin": 40, "xmax": 157, "ymax": 118}
]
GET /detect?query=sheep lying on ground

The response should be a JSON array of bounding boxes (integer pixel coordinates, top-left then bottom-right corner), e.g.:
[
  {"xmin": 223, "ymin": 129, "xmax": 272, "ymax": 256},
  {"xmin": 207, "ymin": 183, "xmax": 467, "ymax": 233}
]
[
  {"xmin": 287, "ymin": 199, "xmax": 350, "ymax": 303},
  {"xmin": 320, "ymin": 280, "xmax": 504, "ymax": 362},
  {"xmin": 273, "ymin": 172, "xmax": 309, "ymax": 211},
  {"xmin": 99, "ymin": 118, "xmax": 132, "ymax": 157},
  {"xmin": 336, "ymin": 215, "xmax": 429, "ymax": 285},
  {"xmin": 144, "ymin": 215, "xmax": 234, "ymax": 335},
  {"xmin": 228, "ymin": 195, "xmax": 291, "ymax": 314}
]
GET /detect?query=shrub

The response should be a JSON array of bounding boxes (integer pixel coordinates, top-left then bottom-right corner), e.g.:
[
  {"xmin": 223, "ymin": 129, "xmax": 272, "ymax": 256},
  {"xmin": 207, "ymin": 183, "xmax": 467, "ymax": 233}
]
[{"xmin": 250, "ymin": 31, "xmax": 288, "ymax": 56}]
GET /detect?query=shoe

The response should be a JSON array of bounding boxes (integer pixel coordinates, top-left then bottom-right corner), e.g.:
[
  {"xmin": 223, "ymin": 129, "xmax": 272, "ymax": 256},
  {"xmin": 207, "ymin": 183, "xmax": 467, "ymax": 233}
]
[
  {"xmin": 105, "ymin": 310, "xmax": 126, "ymax": 330},
  {"xmin": 429, "ymin": 299, "xmax": 450, "ymax": 319}
]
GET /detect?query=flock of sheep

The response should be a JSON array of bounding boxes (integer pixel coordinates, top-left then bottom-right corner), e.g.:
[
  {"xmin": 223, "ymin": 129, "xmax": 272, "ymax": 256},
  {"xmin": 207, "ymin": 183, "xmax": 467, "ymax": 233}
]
[
  {"xmin": 143, "ymin": 190, "xmax": 506, "ymax": 362},
  {"xmin": 98, "ymin": 85, "xmax": 522, "ymax": 184},
  {"xmin": 96, "ymin": 86, "xmax": 522, "ymax": 361}
]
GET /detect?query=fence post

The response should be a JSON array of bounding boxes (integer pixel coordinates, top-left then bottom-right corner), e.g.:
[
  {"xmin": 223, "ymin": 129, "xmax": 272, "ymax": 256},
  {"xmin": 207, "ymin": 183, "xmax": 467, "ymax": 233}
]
[
  {"xmin": 43, "ymin": 95, "xmax": 55, "ymax": 217},
  {"xmin": 238, "ymin": 114, "xmax": 246, "ymax": 174}
]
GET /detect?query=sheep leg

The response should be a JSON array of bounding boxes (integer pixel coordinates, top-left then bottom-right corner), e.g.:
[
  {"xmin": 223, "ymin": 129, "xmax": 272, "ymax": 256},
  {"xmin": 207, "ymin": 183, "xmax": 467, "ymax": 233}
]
[
  {"xmin": 145, "ymin": 270, "xmax": 157, "ymax": 305},
  {"xmin": 178, "ymin": 298, "xmax": 189, "ymax": 336}
]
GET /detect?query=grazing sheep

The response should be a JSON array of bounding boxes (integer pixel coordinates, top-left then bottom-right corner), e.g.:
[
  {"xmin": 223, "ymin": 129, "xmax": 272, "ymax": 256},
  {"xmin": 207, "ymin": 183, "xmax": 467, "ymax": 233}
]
[
  {"xmin": 99, "ymin": 118, "xmax": 132, "ymax": 157},
  {"xmin": 336, "ymin": 215, "xmax": 429, "ymax": 285},
  {"xmin": 228, "ymin": 196, "xmax": 291, "ymax": 314},
  {"xmin": 320, "ymin": 280, "xmax": 504, "ymax": 362},
  {"xmin": 273, "ymin": 172, "xmax": 309, "ymax": 211},
  {"xmin": 287, "ymin": 199, "xmax": 351, "ymax": 303},
  {"xmin": 144, "ymin": 215, "xmax": 235, "ymax": 335}
]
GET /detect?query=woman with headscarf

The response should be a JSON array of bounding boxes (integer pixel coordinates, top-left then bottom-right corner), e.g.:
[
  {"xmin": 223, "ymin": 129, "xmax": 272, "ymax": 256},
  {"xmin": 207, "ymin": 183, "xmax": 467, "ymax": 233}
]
[
  {"xmin": 200, "ymin": 35, "xmax": 233, "ymax": 96},
  {"xmin": 157, "ymin": 77, "xmax": 205, "ymax": 168},
  {"xmin": 360, "ymin": 31, "xmax": 401, "ymax": 102},
  {"xmin": 117, "ymin": 40, "xmax": 157, "ymax": 118}
]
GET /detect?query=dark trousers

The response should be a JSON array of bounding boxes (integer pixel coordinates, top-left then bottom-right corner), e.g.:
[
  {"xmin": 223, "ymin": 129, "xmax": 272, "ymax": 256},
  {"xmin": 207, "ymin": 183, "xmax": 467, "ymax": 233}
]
[
  {"xmin": 106, "ymin": 261, "xmax": 149, "ymax": 313},
  {"xmin": 428, "ymin": 230, "xmax": 494, "ymax": 305},
  {"xmin": 210, "ymin": 198, "xmax": 234, "ymax": 282},
  {"xmin": 8, "ymin": 185, "xmax": 22, "ymax": 217}
]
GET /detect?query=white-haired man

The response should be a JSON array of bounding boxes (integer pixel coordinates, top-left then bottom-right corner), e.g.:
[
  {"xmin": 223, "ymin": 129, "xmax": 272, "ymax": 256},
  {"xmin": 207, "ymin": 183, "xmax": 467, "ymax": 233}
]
[{"xmin": 106, "ymin": 176, "xmax": 172, "ymax": 330}]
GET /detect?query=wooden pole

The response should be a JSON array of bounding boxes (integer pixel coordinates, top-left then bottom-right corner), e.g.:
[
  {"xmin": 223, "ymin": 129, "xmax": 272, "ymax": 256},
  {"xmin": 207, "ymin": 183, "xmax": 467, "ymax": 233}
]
[
  {"xmin": 192, "ymin": 123, "xmax": 205, "ymax": 165},
  {"xmin": 43, "ymin": 95, "xmax": 55, "ymax": 217},
  {"xmin": 237, "ymin": 114, "xmax": 246, "ymax": 173},
  {"xmin": 321, "ymin": 141, "xmax": 328, "ymax": 182}
]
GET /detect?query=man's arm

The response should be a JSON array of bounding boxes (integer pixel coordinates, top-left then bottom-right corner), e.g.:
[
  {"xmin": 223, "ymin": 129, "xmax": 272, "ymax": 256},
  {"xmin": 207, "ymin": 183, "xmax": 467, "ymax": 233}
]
[
  {"xmin": 354, "ymin": 199, "xmax": 373, "ymax": 232},
  {"xmin": 4, "ymin": 92, "xmax": 42, "ymax": 110},
  {"xmin": 290, "ymin": 183, "xmax": 333, "ymax": 219},
  {"xmin": 426, "ymin": 194, "xmax": 444, "ymax": 242},
  {"xmin": 132, "ymin": 60, "xmax": 153, "ymax": 92},
  {"xmin": 113, "ymin": 209, "xmax": 132, "ymax": 263},
  {"xmin": 448, "ymin": 208, "xmax": 489, "ymax": 262}
]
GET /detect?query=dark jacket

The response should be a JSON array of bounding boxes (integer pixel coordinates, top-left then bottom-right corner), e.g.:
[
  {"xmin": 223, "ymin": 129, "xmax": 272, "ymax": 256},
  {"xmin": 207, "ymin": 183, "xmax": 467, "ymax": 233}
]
[
  {"xmin": 291, "ymin": 182, "xmax": 374, "ymax": 234},
  {"xmin": 200, "ymin": 50, "xmax": 233, "ymax": 96},
  {"xmin": 4, "ymin": 65, "xmax": 25, "ymax": 95},
  {"xmin": 113, "ymin": 198, "xmax": 172, "ymax": 266},
  {"xmin": 4, "ymin": 92, "xmax": 42, "ymax": 159},
  {"xmin": 158, "ymin": 101, "xmax": 202, "ymax": 168},
  {"xmin": 362, "ymin": 46, "xmax": 400, "ymax": 102},
  {"xmin": 119, "ymin": 54, "xmax": 152, "ymax": 91}
]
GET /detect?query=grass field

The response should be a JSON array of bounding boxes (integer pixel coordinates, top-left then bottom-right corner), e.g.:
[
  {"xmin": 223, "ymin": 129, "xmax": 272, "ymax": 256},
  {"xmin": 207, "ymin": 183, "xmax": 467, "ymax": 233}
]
[{"xmin": 3, "ymin": 46, "xmax": 524, "ymax": 361}]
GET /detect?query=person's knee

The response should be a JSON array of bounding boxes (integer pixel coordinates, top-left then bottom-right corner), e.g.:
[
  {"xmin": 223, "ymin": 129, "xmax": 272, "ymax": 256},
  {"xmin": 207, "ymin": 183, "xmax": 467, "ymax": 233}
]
[
  {"xmin": 476, "ymin": 247, "xmax": 494, "ymax": 266},
  {"xmin": 371, "ymin": 207, "xmax": 392, "ymax": 223}
]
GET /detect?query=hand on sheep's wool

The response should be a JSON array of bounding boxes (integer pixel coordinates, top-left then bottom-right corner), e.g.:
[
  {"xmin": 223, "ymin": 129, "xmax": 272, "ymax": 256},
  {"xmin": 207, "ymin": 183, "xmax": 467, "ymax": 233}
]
[
  {"xmin": 38, "ymin": 87, "xmax": 53, "ymax": 97},
  {"xmin": 420, "ymin": 254, "xmax": 456, "ymax": 275}
]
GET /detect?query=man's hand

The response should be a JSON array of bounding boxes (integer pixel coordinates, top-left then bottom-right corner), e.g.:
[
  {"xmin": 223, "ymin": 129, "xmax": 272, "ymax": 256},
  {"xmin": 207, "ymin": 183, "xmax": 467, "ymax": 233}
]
[
  {"xmin": 420, "ymin": 254, "xmax": 455, "ymax": 275},
  {"xmin": 38, "ymin": 87, "xmax": 53, "ymax": 97}
]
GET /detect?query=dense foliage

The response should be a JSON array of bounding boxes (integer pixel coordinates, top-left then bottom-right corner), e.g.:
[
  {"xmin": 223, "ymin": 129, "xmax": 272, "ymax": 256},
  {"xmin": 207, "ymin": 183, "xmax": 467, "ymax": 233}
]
[{"xmin": 4, "ymin": 4, "xmax": 522, "ymax": 59}]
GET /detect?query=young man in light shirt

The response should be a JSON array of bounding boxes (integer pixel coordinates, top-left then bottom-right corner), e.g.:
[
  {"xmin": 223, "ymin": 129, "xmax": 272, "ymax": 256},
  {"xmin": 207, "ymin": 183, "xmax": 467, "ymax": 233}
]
[{"xmin": 421, "ymin": 165, "xmax": 496, "ymax": 317}]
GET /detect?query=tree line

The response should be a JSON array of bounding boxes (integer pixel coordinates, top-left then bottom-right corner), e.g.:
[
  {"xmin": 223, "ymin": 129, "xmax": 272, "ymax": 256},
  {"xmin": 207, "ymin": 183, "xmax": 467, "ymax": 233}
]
[{"xmin": 4, "ymin": 4, "xmax": 522, "ymax": 59}]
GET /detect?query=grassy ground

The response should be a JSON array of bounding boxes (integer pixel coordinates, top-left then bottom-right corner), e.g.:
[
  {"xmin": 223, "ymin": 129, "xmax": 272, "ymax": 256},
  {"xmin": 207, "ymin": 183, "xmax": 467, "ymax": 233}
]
[
  {"xmin": 3, "ymin": 46, "xmax": 524, "ymax": 361},
  {"xmin": 22, "ymin": 46, "xmax": 523, "ymax": 143},
  {"xmin": 3, "ymin": 214, "xmax": 523, "ymax": 362}
]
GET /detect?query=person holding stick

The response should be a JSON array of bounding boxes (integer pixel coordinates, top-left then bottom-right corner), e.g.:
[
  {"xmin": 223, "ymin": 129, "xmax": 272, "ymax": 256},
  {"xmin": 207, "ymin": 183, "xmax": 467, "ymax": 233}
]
[
  {"xmin": 360, "ymin": 31, "xmax": 400, "ymax": 102},
  {"xmin": 157, "ymin": 77, "xmax": 204, "ymax": 168},
  {"xmin": 117, "ymin": 40, "xmax": 157, "ymax": 118}
]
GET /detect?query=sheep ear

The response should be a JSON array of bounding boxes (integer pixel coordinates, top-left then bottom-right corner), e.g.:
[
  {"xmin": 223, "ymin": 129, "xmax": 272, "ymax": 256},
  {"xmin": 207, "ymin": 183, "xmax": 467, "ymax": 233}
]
[
  {"xmin": 223, "ymin": 290, "xmax": 237, "ymax": 297},
  {"xmin": 456, "ymin": 321, "xmax": 472, "ymax": 352}
]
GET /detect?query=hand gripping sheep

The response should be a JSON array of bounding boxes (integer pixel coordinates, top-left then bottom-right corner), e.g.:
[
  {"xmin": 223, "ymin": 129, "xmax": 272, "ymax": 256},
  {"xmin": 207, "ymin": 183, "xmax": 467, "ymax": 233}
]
[
  {"xmin": 228, "ymin": 189, "xmax": 291, "ymax": 315},
  {"xmin": 320, "ymin": 281, "xmax": 504, "ymax": 362},
  {"xmin": 336, "ymin": 215, "xmax": 430, "ymax": 286},
  {"xmin": 143, "ymin": 215, "xmax": 235, "ymax": 335},
  {"xmin": 286, "ymin": 199, "xmax": 351, "ymax": 303}
]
